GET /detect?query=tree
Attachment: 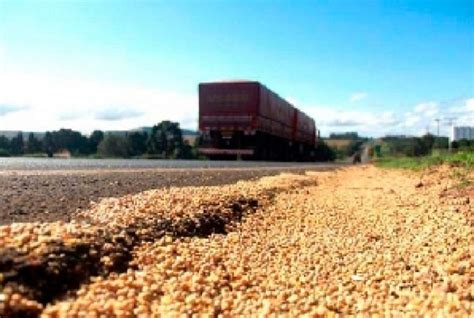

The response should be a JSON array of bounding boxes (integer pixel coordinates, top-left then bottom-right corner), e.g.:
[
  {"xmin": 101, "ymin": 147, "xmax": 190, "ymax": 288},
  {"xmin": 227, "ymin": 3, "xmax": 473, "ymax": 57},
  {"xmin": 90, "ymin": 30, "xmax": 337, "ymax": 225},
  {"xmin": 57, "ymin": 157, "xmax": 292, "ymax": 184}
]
[
  {"xmin": 433, "ymin": 137, "xmax": 449, "ymax": 149},
  {"xmin": 421, "ymin": 133, "xmax": 435, "ymax": 152},
  {"xmin": 393, "ymin": 138, "xmax": 428, "ymax": 157},
  {"xmin": 329, "ymin": 132, "xmax": 359, "ymax": 140},
  {"xmin": 147, "ymin": 121, "xmax": 184, "ymax": 158},
  {"xmin": 9, "ymin": 132, "xmax": 24, "ymax": 155},
  {"xmin": 127, "ymin": 131, "xmax": 148, "ymax": 156},
  {"xmin": 175, "ymin": 140, "xmax": 194, "ymax": 159},
  {"xmin": 457, "ymin": 139, "xmax": 473, "ymax": 150},
  {"xmin": 51, "ymin": 129, "xmax": 89, "ymax": 155},
  {"xmin": 26, "ymin": 133, "xmax": 43, "ymax": 154},
  {"xmin": 313, "ymin": 140, "xmax": 336, "ymax": 161},
  {"xmin": 383, "ymin": 136, "xmax": 434, "ymax": 157},
  {"xmin": 0, "ymin": 136, "xmax": 9, "ymax": 150},
  {"xmin": 89, "ymin": 130, "xmax": 104, "ymax": 154},
  {"xmin": 0, "ymin": 136, "xmax": 10, "ymax": 157},
  {"xmin": 345, "ymin": 140, "xmax": 363, "ymax": 157},
  {"xmin": 43, "ymin": 131, "xmax": 55, "ymax": 157},
  {"xmin": 97, "ymin": 135, "xmax": 130, "ymax": 158}
]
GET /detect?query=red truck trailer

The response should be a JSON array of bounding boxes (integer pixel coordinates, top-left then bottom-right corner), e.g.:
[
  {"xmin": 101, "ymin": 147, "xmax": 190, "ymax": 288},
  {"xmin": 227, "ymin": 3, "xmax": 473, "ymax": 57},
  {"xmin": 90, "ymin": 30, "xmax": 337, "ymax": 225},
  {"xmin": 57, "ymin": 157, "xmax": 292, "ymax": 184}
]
[{"xmin": 198, "ymin": 81, "xmax": 317, "ymax": 161}]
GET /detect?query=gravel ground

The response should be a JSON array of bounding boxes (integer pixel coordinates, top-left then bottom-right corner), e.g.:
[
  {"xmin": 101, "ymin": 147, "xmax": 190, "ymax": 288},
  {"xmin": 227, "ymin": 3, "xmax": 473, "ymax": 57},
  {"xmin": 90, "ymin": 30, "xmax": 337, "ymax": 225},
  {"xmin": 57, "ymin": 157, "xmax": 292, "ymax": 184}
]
[
  {"xmin": 1, "ymin": 165, "xmax": 472, "ymax": 316},
  {"xmin": 0, "ymin": 166, "xmax": 338, "ymax": 225}
]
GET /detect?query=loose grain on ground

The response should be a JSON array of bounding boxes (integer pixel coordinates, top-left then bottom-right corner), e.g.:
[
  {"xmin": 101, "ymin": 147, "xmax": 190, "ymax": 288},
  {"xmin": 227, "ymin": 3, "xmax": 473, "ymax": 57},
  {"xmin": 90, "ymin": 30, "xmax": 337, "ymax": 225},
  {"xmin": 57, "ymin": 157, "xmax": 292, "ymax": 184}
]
[
  {"xmin": 1, "ymin": 166, "xmax": 473, "ymax": 316},
  {"xmin": 0, "ymin": 167, "xmax": 328, "ymax": 225}
]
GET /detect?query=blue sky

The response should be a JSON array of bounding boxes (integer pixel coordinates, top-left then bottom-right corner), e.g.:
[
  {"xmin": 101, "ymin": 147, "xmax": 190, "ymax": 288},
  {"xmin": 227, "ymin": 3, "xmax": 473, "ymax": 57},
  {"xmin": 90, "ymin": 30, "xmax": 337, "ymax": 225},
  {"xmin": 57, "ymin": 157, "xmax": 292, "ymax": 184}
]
[{"xmin": 0, "ymin": 0, "xmax": 472, "ymax": 136}]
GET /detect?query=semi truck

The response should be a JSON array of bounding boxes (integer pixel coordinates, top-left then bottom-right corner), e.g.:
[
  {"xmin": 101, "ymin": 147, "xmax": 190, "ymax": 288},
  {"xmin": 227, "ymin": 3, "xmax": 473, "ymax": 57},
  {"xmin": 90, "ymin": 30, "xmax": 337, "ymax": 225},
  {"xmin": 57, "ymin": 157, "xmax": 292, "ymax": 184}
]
[{"xmin": 198, "ymin": 81, "xmax": 317, "ymax": 161}]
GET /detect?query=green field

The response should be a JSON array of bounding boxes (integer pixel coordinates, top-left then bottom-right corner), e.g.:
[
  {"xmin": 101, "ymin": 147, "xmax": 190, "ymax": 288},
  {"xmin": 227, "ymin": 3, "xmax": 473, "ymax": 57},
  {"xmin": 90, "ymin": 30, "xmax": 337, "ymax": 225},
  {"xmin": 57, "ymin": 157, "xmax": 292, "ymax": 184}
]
[{"xmin": 375, "ymin": 151, "xmax": 474, "ymax": 171}]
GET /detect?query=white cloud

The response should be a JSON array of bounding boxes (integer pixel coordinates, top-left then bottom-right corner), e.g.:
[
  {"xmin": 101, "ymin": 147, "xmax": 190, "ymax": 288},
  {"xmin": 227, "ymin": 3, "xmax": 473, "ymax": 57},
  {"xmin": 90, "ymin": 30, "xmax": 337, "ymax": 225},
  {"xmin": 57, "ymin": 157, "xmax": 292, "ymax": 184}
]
[
  {"xmin": 466, "ymin": 98, "xmax": 474, "ymax": 111},
  {"xmin": 447, "ymin": 98, "xmax": 474, "ymax": 116},
  {"xmin": 298, "ymin": 97, "xmax": 473, "ymax": 137},
  {"xmin": 445, "ymin": 98, "xmax": 474, "ymax": 127},
  {"xmin": 403, "ymin": 112, "xmax": 421, "ymax": 127},
  {"xmin": 0, "ymin": 71, "xmax": 198, "ymax": 133},
  {"xmin": 0, "ymin": 69, "xmax": 471, "ymax": 138},
  {"xmin": 298, "ymin": 103, "xmax": 400, "ymax": 137},
  {"xmin": 0, "ymin": 45, "xmax": 7, "ymax": 77},
  {"xmin": 414, "ymin": 101, "xmax": 439, "ymax": 118},
  {"xmin": 0, "ymin": 103, "xmax": 26, "ymax": 116},
  {"xmin": 0, "ymin": 45, "xmax": 5, "ymax": 65},
  {"xmin": 94, "ymin": 108, "xmax": 144, "ymax": 121},
  {"xmin": 348, "ymin": 92, "xmax": 368, "ymax": 103}
]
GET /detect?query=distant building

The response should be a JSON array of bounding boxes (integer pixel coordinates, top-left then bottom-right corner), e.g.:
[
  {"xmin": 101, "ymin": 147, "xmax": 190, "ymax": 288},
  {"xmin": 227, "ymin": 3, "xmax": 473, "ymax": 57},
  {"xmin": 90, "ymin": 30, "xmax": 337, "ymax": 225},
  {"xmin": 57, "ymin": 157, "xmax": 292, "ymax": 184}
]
[
  {"xmin": 383, "ymin": 134, "xmax": 412, "ymax": 139},
  {"xmin": 451, "ymin": 126, "xmax": 474, "ymax": 141}
]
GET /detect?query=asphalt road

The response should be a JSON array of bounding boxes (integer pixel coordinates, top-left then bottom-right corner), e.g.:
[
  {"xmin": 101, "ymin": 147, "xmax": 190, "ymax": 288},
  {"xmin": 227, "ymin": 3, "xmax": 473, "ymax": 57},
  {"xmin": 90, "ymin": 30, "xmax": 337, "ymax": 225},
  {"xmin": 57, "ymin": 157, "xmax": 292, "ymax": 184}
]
[
  {"xmin": 0, "ymin": 157, "xmax": 338, "ymax": 172},
  {"xmin": 0, "ymin": 158, "xmax": 342, "ymax": 224}
]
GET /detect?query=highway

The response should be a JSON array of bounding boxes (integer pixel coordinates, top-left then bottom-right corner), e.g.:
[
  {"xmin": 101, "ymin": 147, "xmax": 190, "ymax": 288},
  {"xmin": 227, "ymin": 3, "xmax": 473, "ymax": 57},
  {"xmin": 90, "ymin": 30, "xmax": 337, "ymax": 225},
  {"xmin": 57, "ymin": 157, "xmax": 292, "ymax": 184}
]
[{"xmin": 0, "ymin": 158, "xmax": 343, "ymax": 224}]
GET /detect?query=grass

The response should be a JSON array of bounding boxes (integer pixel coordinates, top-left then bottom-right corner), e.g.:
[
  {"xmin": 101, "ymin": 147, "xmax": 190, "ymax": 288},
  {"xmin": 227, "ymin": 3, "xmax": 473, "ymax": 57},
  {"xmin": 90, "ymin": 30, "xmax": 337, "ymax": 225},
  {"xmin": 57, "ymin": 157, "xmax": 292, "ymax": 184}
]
[
  {"xmin": 375, "ymin": 151, "xmax": 473, "ymax": 188},
  {"xmin": 375, "ymin": 151, "xmax": 474, "ymax": 171}
]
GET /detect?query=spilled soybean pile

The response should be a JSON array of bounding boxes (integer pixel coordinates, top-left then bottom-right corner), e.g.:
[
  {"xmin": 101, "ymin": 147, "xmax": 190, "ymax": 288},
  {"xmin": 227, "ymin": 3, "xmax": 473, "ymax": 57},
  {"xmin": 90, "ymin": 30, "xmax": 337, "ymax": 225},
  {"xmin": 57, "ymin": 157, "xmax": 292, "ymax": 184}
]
[{"xmin": 1, "ymin": 167, "xmax": 472, "ymax": 316}]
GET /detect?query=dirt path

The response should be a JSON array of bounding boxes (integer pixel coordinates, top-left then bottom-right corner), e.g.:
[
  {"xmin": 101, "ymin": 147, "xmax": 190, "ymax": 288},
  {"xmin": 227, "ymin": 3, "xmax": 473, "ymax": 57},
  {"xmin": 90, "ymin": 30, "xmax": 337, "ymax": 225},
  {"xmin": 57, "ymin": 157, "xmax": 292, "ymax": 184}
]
[{"xmin": 1, "ymin": 165, "xmax": 472, "ymax": 316}]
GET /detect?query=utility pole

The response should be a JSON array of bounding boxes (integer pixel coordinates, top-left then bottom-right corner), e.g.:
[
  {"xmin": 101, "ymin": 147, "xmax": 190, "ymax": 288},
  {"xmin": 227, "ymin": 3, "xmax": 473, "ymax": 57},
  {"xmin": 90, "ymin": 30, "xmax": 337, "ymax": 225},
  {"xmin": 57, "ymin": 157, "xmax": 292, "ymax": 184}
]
[
  {"xmin": 433, "ymin": 118, "xmax": 440, "ymax": 151},
  {"xmin": 435, "ymin": 118, "xmax": 440, "ymax": 137},
  {"xmin": 445, "ymin": 117, "xmax": 456, "ymax": 152}
]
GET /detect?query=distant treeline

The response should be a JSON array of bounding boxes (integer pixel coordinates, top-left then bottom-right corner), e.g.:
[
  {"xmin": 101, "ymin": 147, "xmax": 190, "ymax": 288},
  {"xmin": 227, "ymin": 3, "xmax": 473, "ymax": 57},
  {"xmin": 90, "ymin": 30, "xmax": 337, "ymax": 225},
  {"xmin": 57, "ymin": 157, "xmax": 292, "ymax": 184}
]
[
  {"xmin": 382, "ymin": 134, "xmax": 473, "ymax": 157},
  {"xmin": 0, "ymin": 121, "xmax": 198, "ymax": 159},
  {"xmin": 3, "ymin": 126, "xmax": 470, "ymax": 161},
  {"xmin": 328, "ymin": 132, "xmax": 360, "ymax": 140}
]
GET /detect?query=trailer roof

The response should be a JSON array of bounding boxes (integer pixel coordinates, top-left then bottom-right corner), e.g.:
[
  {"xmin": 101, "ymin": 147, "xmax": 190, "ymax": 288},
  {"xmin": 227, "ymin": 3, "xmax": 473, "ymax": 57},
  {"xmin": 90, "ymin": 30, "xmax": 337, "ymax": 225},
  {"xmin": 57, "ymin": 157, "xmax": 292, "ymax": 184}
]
[
  {"xmin": 200, "ymin": 80, "xmax": 259, "ymax": 84},
  {"xmin": 198, "ymin": 81, "xmax": 315, "ymax": 126}
]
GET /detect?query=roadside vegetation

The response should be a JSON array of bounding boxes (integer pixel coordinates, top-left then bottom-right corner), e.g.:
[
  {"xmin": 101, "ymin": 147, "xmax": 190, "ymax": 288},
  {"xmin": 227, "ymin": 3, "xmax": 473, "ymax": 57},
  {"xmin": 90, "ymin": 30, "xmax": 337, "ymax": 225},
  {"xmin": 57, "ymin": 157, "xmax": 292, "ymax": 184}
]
[
  {"xmin": 0, "ymin": 121, "xmax": 199, "ymax": 159},
  {"xmin": 0, "ymin": 121, "xmax": 339, "ymax": 161},
  {"xmin": 374, "ymin": 134, "xmax": 473, "ymax": 169},
  {"xmin": 374, "ymin": 136, "xmax": 473, "ymax": 188},
  {"xmin": 324, "ymin": 132, "xmax": 368, "ymax": 160},
  {"xmin": 375, "ymin": 151, "xmax": 473, "ymax": 170}
]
